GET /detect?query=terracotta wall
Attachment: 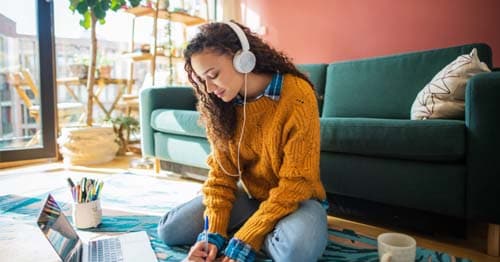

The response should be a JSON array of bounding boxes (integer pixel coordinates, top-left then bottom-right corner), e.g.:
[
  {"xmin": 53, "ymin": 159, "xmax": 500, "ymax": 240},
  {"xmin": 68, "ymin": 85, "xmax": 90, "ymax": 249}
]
[{"xmin": 244, "ymin": 0, "xmax": 500, "ymax": 66}]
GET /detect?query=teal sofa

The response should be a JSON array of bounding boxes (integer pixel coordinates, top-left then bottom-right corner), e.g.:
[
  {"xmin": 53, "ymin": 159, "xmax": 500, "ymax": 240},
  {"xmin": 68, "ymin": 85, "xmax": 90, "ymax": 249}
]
[{"xmin": 140, "ymin": 43, "xmax": 500, "ymax": 251}]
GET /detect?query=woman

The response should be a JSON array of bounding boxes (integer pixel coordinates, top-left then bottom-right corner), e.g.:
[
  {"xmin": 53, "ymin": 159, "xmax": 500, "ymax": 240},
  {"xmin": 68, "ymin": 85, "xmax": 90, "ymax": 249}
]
[{"xmin": 157, "ymin": 21, "xmax": 328, "ymax": 262}]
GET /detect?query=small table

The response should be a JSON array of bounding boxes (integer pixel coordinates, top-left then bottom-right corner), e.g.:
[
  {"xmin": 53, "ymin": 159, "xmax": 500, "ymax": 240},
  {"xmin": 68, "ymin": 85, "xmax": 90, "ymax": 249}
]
[{"xmin": 57, "ymin": 77, "xmax": 133, "ymax": 119}]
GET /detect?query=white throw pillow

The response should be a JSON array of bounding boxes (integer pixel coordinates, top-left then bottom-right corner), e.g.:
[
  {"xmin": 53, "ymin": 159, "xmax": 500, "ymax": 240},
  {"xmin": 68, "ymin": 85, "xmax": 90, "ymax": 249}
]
[{"xmin": 410, "ymin": 48, "xmax": 491, "ymax": 120}]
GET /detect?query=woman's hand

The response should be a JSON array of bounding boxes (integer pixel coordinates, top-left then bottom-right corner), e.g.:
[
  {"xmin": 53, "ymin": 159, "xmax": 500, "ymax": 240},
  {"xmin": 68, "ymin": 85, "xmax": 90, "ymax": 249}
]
[
  {"xmin": 219, "ymin": 256, "xmax": 236, "ymax": 262},
  {"xmin": 183, "ymin": 241, "xmax": 218, "ymax": 262}
]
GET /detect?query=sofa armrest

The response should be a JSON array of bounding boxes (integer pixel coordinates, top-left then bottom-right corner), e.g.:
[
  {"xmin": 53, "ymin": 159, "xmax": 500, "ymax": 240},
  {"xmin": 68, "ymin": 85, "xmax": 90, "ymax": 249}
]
[
  {"xmin": 466, "ymin": 71, "xmax": 500, "ymax": 223},
  {"xmin": 140, "ymin": 86, "xmax": 197, "ymax": 157}
]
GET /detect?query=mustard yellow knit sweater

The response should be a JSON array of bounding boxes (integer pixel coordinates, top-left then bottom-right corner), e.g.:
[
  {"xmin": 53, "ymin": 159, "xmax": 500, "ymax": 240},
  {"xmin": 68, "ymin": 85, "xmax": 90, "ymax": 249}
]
[{"xmin": 202, "ymin": 74, "xmax": 326, "ymax": 251}]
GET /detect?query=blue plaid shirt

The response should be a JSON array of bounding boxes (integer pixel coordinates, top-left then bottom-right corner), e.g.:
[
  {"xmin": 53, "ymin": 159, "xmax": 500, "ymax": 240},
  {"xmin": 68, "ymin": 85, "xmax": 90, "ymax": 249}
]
[{"xmin": 233, "ymin": 73, "xmax": 283, "ymax": 105}]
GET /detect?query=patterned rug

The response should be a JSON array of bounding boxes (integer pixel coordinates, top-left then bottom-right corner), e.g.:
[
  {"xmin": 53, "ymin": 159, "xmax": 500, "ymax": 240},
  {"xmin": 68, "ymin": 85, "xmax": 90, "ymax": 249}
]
[{"xmin": 0, "ymin": 172, "xmax": 471, "ymax": 262}]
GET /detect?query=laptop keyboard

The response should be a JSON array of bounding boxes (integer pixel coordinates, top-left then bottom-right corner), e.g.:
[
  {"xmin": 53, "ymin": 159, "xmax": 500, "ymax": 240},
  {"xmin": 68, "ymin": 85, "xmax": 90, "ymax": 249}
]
[{"xmin": 89, "ymin": 238, "xmax": 123, "ymax": 262}]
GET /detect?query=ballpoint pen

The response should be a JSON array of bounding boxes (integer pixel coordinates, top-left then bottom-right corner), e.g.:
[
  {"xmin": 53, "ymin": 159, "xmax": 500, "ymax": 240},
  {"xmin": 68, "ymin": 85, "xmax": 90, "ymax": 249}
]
[{"xmin": 204, "ymin": 215, "xmax": 209, "ymax": 253}]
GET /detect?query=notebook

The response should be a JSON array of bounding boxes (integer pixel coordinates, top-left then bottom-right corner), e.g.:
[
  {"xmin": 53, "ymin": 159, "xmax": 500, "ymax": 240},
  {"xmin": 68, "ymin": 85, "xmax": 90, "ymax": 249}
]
[{"xmin": 36, "ymin": 194, "xmax": 157, "ymax": 262}]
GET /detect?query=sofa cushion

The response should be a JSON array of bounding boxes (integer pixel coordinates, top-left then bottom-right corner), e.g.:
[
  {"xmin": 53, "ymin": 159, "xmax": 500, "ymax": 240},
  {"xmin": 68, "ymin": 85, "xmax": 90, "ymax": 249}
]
[
  {"xmin": 151, "ymin": 109, "xmax": 206, "ymax": 138},
  {"xmin": 322, "ymin": 43, "xmax": 492, "ymax": 118},
  {"xmin": 154, "ymin": 132, "xmax": 210, "ymax": 169},
  {"xmin": 411, "ymin": 48, "xmax": 491, "ymax": 120},
  {"xmin": 320, "ymin": 117, "xmax": 465, "ymax": 162}
]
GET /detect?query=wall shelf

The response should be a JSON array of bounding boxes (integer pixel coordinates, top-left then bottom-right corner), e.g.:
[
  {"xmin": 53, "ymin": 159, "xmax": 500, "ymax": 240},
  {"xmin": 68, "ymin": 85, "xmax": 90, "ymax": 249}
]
[
  {"xmin": 125, "ymin": 7, "xmax": 205, "ymax": 26},
  {"xmin": 119, "ymin": 4, "xmax": 206, "ymax": 117},
  {"xmin": 121, "ymin": 52, "xmax": 184, "ymax": 62},
  {"xmin": 123, "ymin": 5, "xmax": 205, "ymax": 87}
]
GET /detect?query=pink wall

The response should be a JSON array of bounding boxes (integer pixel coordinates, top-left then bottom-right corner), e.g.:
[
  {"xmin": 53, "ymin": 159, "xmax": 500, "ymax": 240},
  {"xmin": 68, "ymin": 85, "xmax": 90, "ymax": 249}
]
[{"xmin": 245, "ymin": 0, "xmax": 500, "ymax": 67}]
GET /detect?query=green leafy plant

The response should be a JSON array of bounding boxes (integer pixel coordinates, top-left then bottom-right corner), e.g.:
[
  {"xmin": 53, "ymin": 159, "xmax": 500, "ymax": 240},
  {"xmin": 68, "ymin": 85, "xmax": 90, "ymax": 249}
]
[
  {"xmin": 97, "ymin": 54, "xmax": 114, "ymax": 67},
  {"xmin": 68, "ymin": 0, "xmax": 140, "ymax": 126},
  {"xmin": 105, "ymin": 116, "xmax": 140, "ymax": 155},
  {"xmin": 72, "ymin": 54, "xmax": 90, "ymax": 65}
]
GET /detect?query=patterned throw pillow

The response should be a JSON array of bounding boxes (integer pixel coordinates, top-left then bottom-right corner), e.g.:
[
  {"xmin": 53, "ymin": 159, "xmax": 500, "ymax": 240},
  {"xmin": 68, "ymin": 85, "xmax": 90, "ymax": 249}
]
[{"xmin": 410, "ymin": 48, "xmax": 491, "ymax": 120}]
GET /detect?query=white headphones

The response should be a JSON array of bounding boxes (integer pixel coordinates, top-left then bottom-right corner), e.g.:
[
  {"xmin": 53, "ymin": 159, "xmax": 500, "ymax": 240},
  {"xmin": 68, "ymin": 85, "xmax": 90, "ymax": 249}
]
[
  {"xmin": 224, "ymin": 21, "xmax": 256, "ymax": 74},
  {"xmin": 211, "ymin": 22, "xmax": 255, "ymax": 199}
]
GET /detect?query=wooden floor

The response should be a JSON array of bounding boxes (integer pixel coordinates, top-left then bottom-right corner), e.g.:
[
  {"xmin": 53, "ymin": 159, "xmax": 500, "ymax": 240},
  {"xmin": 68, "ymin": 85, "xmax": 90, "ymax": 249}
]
[{"xmin": 2, "ymin": 154, "xmax": 499, "ymax": 262}]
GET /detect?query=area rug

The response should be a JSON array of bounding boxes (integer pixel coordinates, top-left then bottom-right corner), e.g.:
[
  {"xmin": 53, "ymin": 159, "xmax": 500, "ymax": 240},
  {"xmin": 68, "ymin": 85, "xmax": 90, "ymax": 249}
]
[{"xmin": 0, "ymin": 172, "xmax": 471, "ymax": 262}]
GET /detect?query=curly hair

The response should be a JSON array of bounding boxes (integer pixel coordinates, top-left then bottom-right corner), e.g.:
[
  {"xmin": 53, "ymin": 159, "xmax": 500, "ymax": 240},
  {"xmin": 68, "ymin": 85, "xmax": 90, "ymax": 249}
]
[{"xmin": 184, "ymin": 21, "xmax": 313, "ymax": 151}]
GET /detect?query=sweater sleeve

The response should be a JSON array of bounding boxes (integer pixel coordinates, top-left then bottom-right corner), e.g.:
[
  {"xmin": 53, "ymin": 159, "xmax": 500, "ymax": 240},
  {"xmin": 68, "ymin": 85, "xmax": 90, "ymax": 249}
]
[
  {"xmin": 233, "ymin": 82, "xmax": 321, "ymax": 250},
  {"xmin": 203, "ymin": 148, "xmax": 239, "ymax": 238}
]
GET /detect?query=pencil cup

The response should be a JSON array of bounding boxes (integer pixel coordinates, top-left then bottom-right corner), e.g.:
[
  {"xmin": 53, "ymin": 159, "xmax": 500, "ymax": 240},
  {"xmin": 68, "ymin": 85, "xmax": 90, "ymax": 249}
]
[
  {"xmin": 377, "ymin": 232, "xmax": 416, "ymax": 262},
  {"xmin": 72, "ymin": 199, "xmax": 102, "ymax": 229}
]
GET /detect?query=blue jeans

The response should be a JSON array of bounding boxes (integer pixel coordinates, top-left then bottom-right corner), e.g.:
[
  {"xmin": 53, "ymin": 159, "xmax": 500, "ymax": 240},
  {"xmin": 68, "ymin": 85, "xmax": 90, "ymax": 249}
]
[{"xmin": 157, "ymin": 188, "xmax": 328, "ymax": 261}]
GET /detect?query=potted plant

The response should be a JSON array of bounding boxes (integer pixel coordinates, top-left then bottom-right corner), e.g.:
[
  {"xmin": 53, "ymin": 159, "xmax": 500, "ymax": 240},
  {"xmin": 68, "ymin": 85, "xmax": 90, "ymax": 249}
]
[
  {"xmin": 58, "ymin": 0, "xmax": 141, "ymax": 166},
  {"xmin": 97, "ymin": 54, "xmax": 113, "ymax": 79},
  {"xmin": 105, "ymin": 116, "xmax": 140, "ymax": 155},
  {"xmin": 69, "ymin": 54, "xmax": 89, "ymax": 79}
]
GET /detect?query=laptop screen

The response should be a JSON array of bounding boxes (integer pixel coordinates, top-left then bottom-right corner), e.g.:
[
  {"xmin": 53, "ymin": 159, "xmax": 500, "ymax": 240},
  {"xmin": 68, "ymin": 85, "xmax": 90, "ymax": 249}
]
[{"xmin": 37, "ymin": 194, "xmax": 82, "ymax": 262}]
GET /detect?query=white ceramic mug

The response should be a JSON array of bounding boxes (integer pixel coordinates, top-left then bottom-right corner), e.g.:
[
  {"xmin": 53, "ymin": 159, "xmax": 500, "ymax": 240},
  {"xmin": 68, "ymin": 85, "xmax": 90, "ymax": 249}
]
[
  {"xmin": 377, "ymin": 232, "xmax": 416, "ymax": 262},
  {"xmin": 72, "ymin": 199, "xmax": 102, "ymax": 229}
]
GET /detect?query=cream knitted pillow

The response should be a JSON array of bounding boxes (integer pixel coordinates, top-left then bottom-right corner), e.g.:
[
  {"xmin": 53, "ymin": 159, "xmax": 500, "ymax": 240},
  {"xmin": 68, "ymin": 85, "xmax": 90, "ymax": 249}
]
[{"xmin": 411, "ymin": 48, "xmax": 491, "ymax": 120}]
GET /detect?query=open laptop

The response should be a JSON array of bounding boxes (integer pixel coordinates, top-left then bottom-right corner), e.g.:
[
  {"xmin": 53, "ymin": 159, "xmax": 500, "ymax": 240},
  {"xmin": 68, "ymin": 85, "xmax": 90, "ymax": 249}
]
[{"xmin": 36, "ymin": 194, "xmax": 158, "ymax": 262}]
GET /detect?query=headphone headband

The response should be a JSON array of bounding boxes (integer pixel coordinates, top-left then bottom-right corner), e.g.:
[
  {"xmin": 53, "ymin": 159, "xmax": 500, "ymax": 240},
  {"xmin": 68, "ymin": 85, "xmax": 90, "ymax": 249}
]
[
  {"xmin": 223, "ymin": 21, "xmax": 256, "ymax": 74},
  {"xmin": 224, "ymin": 21, "xmax": 250, "ymax": 52}
]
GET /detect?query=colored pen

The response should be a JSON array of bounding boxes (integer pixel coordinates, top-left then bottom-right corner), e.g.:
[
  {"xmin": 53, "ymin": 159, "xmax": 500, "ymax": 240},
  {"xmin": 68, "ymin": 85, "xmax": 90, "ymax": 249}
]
[
  {"xmin": 71, "ymin": 187, "xmax": 76, "ymax": 202},
  {"xmin": 67, "ymin": 177, "xmax": 75, "ymax": 188},
  {"xmin": 76, "ymin": 184, "xmax": 81, "ymax": 203},
  {"xmin": 204, "ymin": 215, "xmax": 209, "ymax": 252},
  {"xmin": 95, "ymin": 181, "xmax": 103, "ymax": 201},
  {"xmin": 67, "ymin": 178, "xmax": 76, "ymax": 201}
]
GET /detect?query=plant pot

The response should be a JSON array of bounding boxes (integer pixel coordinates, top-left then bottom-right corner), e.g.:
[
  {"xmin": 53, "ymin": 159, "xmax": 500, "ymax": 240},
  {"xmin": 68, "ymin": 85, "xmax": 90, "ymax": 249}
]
[
  {"xmin": 98, "ymin": 65, "xmax": 112, "ymax": 79},
  {"xmin": 158, "ymin": 0, "xmax": 169, "ymax": 10},
  {"xmin": 57, "ymin": 126, "xmax": 119, "ymax": 166},
  {"xmin": 69, "ymin": 64, "xmax": 89, "ymax": 79}
]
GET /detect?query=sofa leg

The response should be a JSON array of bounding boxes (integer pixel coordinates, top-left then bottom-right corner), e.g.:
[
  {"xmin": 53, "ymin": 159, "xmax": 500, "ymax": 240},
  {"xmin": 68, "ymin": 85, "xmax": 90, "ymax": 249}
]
[
  {"xmin": 154, "ymin": 158, "xmax": 160, "ymax": 174},
  {"xmin": 488, "ymin": 223, "xmax": 500, "ymax": 256}
]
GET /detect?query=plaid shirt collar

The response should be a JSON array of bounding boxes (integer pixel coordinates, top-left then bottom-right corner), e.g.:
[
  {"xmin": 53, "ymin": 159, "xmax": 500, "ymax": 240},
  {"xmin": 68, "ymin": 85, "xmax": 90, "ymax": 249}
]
[{"xmin": 233, "ymin": 73, "xmax": 283, "ymax": 105}]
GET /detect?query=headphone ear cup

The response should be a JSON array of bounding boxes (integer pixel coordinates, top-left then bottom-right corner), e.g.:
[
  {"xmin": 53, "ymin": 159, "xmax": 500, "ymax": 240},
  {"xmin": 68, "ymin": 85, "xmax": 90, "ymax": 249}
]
[{"xmin": 233, "ymin": 50, "xmax": 256, "ymax": 74}]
